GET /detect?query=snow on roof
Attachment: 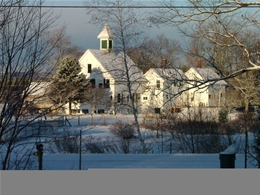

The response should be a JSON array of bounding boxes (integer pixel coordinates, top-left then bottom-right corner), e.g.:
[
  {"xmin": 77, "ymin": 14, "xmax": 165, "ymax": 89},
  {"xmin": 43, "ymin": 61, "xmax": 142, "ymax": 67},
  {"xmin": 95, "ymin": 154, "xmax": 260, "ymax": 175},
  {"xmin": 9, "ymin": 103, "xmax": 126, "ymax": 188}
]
[
  {"xmin": 148, "ymin": 68, "xmax": 186, "ymax": 80},
  {"xmin": 219, "ymin": 144, "xmax": 238, "ymax": 154},
  {"xmin": 28, "ymin": 82, "xmax": 50, "ymax": 96},
  {"xmin": 89, "ymin": 49, "xmax": 145, "ymax": 82},
  {"xmin": 97, "ymin": 23, "xmax": 115, "ymax": 39},
  {"xmin": 192, "ymin": 68, "xmax": 227, "ymax": 85}
]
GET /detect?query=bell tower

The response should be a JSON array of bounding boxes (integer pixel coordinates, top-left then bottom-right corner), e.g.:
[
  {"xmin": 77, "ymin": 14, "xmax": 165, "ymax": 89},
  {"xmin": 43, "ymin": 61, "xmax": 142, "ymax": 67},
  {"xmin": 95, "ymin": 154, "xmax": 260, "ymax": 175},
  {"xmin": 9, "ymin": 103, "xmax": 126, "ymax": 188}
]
[{"xmin": 97, "ymin": 23, "xmax": 115, "ymax": 52}]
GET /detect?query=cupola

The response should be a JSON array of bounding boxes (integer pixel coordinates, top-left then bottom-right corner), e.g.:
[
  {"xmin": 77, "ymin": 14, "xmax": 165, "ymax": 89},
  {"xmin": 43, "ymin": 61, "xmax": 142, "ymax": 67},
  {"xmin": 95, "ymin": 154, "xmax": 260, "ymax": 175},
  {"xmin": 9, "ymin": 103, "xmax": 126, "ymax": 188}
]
[{"xmin": 97, "ymin": 23, "xmax": 115, "ymax": 52}]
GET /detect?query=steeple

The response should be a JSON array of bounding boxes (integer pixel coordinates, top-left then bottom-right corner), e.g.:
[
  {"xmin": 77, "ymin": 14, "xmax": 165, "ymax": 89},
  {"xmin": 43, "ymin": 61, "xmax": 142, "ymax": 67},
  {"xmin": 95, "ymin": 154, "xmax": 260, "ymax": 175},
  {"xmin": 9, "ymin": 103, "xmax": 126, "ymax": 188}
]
[{"xmin": 97, "ymin": 23, "xmax": 115, "ymax": 52}]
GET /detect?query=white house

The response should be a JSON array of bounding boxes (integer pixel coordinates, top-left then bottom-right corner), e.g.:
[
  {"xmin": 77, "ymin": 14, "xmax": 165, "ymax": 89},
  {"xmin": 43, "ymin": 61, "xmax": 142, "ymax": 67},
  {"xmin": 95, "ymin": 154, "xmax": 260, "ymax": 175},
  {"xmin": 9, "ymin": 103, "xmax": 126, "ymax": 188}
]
[
  {"xmin": 184, "ymin": 64, "xmax": 228, "ymax": 108},
  {"xmin": 64, "ymin": 24, "xmax": 229, "ymax": 116},
  {"xmin": 142, "ymin": 60, "xmax": 187, "ymax": 115},
  {"xmin": 70, "ymin": 23, "xmax": 147, "ymax": 115}
]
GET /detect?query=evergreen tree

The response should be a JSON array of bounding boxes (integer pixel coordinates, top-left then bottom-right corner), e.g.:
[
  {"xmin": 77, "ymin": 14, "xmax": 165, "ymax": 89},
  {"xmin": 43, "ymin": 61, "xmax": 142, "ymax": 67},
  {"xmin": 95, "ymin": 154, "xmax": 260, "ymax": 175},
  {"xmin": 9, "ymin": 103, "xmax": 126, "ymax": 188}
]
[{"xmin": 48, "ymin": 56, "xmax": 88, "ymax": 115}]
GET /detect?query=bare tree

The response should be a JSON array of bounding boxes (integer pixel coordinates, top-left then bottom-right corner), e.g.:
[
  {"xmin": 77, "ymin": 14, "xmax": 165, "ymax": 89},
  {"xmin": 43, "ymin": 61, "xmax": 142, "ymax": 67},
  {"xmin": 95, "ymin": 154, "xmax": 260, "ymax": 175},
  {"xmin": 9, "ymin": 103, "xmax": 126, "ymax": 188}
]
[
  {"xmin": 151, "ymin": 0, "xmax": 260, "ymax": 77},
  {"xmin": 85, "ymin": 0, "xmax": 149, "ymax": 153},
  {"xmin": 85, "ymin": 86, "xmax": 112, "ymax": 115},
  {"xmin": 0, "ymin": 0, "xmax": 61, "ymax": 170},
  {"xmin": 128, "ymin": 34, "xmax": 182, "ymax": 73},
  {"xmin": 227, "ymin": 71, "xmax": 260, "ymax": 112},
  {"xmin": 47, "ymin": 27, "xmax": 84, "ymax": 73}
]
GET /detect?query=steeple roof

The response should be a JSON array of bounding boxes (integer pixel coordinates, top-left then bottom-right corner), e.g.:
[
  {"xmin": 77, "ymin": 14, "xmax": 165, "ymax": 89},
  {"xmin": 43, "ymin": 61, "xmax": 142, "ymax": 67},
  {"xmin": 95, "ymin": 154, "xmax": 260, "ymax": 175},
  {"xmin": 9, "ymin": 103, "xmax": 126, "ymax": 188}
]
[{"xmin": 97, "ymin": 23, "xmax": 115, "ymax": 39}]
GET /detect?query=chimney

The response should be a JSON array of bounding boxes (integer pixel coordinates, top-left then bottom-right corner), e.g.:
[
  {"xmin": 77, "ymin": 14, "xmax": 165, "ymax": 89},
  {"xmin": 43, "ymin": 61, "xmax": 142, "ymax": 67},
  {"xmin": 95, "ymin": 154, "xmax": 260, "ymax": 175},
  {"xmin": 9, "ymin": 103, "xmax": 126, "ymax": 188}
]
[
  {"xmin": 162, "ymin": 59, "xmax": 167, "ymax": 69},
  {"xmin": 197, "ymin": 58, "xmax": 202, "ymax": 68}
]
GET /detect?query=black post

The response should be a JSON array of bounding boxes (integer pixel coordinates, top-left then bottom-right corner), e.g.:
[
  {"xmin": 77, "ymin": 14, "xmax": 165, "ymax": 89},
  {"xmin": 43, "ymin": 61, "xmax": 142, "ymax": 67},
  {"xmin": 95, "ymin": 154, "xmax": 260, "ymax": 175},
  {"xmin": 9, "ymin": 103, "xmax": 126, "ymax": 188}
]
[
  {"xmin": 245, "ymin": 128, "xmax": 248, "ymax": 169},
  {"xmin": 161, "ymin": 131, "xmax": 163, "ymax": 153},
  {"xmin": 39, "ymin": 151, "xmax": 43, "ymax": 170},
  {"xmin": 36, "ymin": 143, "xmax": 43, "ymax": 170},
  {"xmin": 219, "ymin": 144, "xmax": 237, "ymax": 168},
  {"xmin": 79, "ymin": 130, "xmax": 82, "ymax": 170}
]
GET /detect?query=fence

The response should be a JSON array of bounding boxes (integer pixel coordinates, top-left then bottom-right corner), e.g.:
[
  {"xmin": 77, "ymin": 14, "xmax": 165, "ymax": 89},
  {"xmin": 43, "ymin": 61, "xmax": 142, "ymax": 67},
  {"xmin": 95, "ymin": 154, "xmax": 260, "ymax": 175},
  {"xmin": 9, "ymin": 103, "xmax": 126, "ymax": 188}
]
[{"xmin": 21, "ymin": 116, "xmax": 65, "ymax": 137}]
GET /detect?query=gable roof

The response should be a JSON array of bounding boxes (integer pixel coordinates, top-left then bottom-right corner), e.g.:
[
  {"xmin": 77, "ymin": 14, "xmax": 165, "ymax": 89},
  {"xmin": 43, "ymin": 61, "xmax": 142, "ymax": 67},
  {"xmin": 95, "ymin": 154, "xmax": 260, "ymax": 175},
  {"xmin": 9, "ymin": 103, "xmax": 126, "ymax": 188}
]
[
  {"xmin": 145, "ymin": 68, "xmax": 186, "ymax": 81},
  {"xmin": 28, "ymin": 82, "xmax": 50, "ymax": 96},
  {"xmin": 187, "ymin": 68, "xmax": 227, "ymax": 85},
  {"xmin": 97, "ymin": 23, "xmax": 115, "ymax": 39},
  {"xmin": 83, "ymin": 49, "xmax": 145, "ymax": 82}
]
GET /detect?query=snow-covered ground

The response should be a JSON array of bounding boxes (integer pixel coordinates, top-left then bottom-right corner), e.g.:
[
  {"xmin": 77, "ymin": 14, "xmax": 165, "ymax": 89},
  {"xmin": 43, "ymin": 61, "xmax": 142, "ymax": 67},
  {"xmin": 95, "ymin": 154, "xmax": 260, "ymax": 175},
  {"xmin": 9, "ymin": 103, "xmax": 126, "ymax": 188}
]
[
  {"xmin": 1, "ymin": 114, "xmax": 258, "ymax": 169},
  {"xmin": 37, "ymin": 153, "xmax": 250, "ymax": 170},
  {"xmin": 16, "ymin": 114, "xmax": 254, "ymax": 170},
  {"xmin": 2, "ymin": 115, "xmax": 258, "ymax": 195}
]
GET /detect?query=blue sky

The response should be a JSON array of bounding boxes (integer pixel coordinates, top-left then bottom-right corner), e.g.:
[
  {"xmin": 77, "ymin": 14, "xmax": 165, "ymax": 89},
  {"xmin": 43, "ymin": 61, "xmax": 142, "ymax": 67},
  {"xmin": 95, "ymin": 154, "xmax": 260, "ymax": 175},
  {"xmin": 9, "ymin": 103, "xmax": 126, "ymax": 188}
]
[{"xmin": 41, "ymin": 0, "xmax": 184, "ymax": 51}]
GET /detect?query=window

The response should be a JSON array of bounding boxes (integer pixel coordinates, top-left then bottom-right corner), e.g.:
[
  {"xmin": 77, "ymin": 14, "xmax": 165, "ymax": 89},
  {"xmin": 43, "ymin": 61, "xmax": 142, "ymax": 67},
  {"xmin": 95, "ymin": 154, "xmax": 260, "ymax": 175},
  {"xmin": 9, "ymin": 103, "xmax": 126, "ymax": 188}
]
[
  {"xmin": 173, "ymin": 80, "xmax": 177, "ymax": 86},
  {"xmin": 90, "ymin": 79, "xmax": 95, "ymax": 88},
  {"xmin": 209, "ymin": 94, "xmax": 211, "ymax": 99},
  {"xmin": 121, "ymin": 94, "xmax": 124, "ymax": 103},
  {"xmin": 88, "ymin": 64, "xmax": 92, "ymax": 73},
  {"xmin": 154, "ymin": 108, "xmax": 160, "ymax": 114},
  {"xmin": 134, "ymin": 93, "xmax": 141, "ymax": 102},
  {"xmin": 156, "ymin": 80, "xmax": 160, "ymax": 89},
  {"xmin": 104, "ymin": 79, "xmax": 110, "ymax": 88},
  {"xmin": 98, "ymin": 109, "xmax": 105, "ymax": 114},
  {"xmin": 109, "ymin": 40, "xmax": 112, "ymax": 49},
  {"xmin": 82, "ymin": 109, "xmax": 89, "ymax": 114},
  {"xmin": 143, "ymin": 97, "xmax": 148, "ymax": 100},
  {"xmin": 117, "ymin": 93, "xmax": 121, "ymax": 103},
  {"xmin": 102, "ymin": 40, "xmax": 107, "ymax": 49},
  {"xmin": 166, "ymin": 95, "xmax": 168, "ymax": 99},
  {"xmin": 127, "ymin": 95, "xmax": 130, "ymax": 103}
]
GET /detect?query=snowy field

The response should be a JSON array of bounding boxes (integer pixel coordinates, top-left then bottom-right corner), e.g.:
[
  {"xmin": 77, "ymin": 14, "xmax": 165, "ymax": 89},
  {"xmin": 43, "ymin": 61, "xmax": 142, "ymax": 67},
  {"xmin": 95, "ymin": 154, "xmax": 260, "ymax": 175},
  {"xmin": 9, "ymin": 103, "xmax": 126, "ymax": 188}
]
[
  {"xmin": 38, "ymin": 153, "xmax": 251, "ymax": 170},
  {"xmin": 18, "ymin": 113, "xmax": 255, "ymax": 170}
]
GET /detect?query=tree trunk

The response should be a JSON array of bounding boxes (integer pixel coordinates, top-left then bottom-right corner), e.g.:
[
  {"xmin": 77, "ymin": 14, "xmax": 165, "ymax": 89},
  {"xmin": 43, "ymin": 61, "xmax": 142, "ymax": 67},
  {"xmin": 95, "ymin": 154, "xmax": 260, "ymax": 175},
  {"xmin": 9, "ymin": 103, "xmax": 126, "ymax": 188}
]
[
  {"xmin": 245, "ymin": 99, "xmax": 249, "ymax": 113},
  {"xmin": 69, "ymin": 101, "xmax": 72, "ymax": 115}
]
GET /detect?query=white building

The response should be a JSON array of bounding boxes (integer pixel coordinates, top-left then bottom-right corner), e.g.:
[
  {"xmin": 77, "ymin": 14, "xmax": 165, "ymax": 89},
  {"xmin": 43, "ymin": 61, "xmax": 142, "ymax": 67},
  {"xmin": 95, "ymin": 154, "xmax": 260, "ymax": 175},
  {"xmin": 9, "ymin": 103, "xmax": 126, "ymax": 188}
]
[
  {"xmin": 184, "ymin": 65, "xmax": 228, "ymax": 108},
  {"xmin": 65, "ymin": 25, "xmax": 228, "ymax": 116},
  {"xmin": 142, "ymin": 61, "xmax": 187, "ymax": 115},
  {"xmin": 70, "ymin": 23, "xmax": 146, "ymax": 115}
]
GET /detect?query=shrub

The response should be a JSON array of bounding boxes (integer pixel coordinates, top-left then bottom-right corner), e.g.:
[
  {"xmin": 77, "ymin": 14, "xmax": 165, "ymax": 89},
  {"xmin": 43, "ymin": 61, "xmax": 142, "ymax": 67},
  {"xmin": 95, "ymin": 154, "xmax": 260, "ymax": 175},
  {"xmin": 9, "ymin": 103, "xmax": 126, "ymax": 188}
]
[
  {"xmin": 218, "ymin": 108, "xmax": 228, "ymax": 123},
  {"xmin": 109, "ymin": 120, "xmax": 136, "ymax": 140}
]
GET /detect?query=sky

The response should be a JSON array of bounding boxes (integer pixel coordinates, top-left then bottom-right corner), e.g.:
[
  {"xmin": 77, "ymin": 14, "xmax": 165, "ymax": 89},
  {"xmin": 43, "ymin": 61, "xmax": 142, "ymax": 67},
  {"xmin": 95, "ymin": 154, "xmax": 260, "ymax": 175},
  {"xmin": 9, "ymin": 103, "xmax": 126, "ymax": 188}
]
[
  {"xmin": 29, "ymin": 0, "xmax": 256, "ymax": 54},
  {"xmin": 40, "ymin": 0, "xmax": 185, "ymax": 51}
]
